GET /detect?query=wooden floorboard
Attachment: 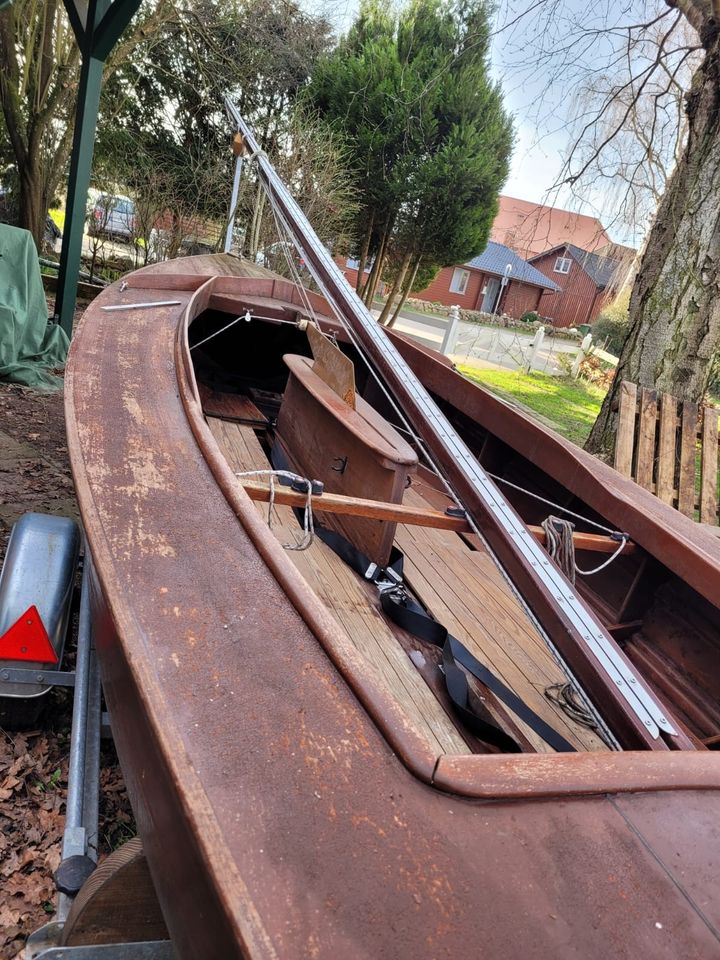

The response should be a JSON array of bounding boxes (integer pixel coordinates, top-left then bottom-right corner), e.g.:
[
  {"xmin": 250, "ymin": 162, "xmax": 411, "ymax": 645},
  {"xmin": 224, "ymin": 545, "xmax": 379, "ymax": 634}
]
[
  {"xmin": 207, "ymin": 415, "xmax": 606, "ymax": 754},
  {"xmin": 396, "ymin": 488, "xmax": 608, "ymax": 753},
  {"xmin": 207, "ymin": 416, "xmax": 470, "ymax": 756}
]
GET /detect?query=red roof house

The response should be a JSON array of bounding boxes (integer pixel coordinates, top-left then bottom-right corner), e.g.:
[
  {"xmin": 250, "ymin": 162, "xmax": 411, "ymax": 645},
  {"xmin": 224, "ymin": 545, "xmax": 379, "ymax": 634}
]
[
  {"xmin": 529, "ymin": 244, "xmax": 624, "ymax": 328},
  {"xmin": 491, "ymin": 195, "xmax": 610, "ymax": 258}
]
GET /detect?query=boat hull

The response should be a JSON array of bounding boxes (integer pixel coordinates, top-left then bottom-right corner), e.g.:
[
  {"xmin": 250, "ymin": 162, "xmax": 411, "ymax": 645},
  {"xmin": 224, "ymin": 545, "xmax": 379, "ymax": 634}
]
[{"xmin": 66, "ymin": 256, "xmax": 720, "ymax": 958}]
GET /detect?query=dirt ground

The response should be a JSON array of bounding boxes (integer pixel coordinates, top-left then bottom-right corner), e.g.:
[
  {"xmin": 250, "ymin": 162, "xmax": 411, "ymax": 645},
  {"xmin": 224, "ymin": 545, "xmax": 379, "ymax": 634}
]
[{"xmin": 0, "ymin": 381, "xmax": 133, "ymax": 959}]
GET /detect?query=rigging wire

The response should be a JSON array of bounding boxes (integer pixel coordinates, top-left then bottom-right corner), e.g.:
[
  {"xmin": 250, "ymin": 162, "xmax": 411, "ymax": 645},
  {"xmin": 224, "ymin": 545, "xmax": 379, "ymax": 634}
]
[
  {"xmin": 190, "ymin": 312, "xmax": 310, "ymax": 352},
  {"xmin": 487, "ymin": 474, "xmax": 627, "ymax": 537}
]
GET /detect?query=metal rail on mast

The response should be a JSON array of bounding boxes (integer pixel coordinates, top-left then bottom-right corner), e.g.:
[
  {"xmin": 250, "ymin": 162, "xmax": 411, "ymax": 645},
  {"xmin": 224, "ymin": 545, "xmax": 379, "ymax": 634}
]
[{"xmin": 225, "ymin": 98, "xmax": 681, "ymax": 749}]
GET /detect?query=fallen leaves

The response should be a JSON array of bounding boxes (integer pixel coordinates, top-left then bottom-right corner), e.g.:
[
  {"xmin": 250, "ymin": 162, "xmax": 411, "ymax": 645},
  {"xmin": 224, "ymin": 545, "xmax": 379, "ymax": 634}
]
[
  {"xmin": 0, "ymin": 382, "xmax": 133, "ymax": 958},
  {"xmin": 0, "ymin": 728, "xmax": 67, "ymax": 959}
]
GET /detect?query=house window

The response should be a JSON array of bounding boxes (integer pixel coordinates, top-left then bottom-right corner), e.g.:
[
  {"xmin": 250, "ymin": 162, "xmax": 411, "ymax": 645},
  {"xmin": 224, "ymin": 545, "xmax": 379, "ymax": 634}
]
[
  {"xmin": 554, "ymin": 256, "xmax": 572, "ymax": 274},
  {"xmin": 449, "ymin": 268, "xmax": 470, "ymax": 294}
]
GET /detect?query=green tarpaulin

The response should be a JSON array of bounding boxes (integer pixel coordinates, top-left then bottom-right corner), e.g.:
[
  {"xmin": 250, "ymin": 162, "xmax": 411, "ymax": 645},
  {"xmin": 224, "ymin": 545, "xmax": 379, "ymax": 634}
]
[{"xmin": 0, "ymin": 223, "xmax": 69, "ymax": 389}]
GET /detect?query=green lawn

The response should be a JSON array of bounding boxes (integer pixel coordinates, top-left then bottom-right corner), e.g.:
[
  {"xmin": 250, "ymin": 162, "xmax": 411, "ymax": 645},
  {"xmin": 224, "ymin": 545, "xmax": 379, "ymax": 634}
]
[{"xmin": 457, "ymin": 366, "xmax": 607, "ymax": 446}]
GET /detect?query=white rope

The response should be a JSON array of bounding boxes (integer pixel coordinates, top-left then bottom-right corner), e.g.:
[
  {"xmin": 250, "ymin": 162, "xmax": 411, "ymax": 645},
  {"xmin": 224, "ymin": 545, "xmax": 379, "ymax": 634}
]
[
  {"xmin": 191, "ymin": 310, "xmax": 252, "ymax": 351},
  {"xmin": 541, "ymin": 515, "xmax": 628, "ymax": 584},
  {"xmin": 575, "ymin": 537, "xmax": 628, "ymax": 576},
  {"xmin": 235, "ymin": 469, "xmax": 315, "ymax": 550}
]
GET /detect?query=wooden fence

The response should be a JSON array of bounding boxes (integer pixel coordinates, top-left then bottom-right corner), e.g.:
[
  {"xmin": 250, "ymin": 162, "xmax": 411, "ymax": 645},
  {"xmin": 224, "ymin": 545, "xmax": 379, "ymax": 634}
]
[{"xmin": 614, "ymin": 381, "xmax": 719, "ymax": 525}]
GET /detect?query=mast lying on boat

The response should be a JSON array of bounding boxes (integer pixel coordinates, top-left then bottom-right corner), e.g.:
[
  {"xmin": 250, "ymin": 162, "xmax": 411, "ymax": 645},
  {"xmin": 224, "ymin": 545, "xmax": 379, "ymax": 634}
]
[{"xmin": 224, "ymin": 98, "xmax": 684, "ymax": 750}]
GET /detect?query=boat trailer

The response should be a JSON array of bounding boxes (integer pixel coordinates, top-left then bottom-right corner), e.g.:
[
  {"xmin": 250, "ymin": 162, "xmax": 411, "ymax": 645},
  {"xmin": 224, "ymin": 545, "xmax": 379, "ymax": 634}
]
[{"xmin": 0, "ymin": 514, "xmax": 174, "ymax": 958}]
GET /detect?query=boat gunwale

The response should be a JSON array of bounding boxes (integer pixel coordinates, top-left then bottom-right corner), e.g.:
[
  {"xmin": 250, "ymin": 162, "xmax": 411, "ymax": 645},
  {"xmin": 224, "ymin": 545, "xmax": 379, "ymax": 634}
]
[
  {"xmin": 390, "ymin": 335, "xmax": 720, "ymax": 610},
  {"xmin": 64, "ymin": 284, "xmax": 280, "ymax": 960},
  {"xmin": 167, "ymin": 269, "xmax": 720, "ymax": 796}
]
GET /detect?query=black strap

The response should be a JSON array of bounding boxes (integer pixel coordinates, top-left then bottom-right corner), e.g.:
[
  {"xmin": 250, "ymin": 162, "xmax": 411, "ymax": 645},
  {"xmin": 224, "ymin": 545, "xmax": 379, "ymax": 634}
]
[
  {"xmin": 269, "ymin": 443, "xmax": 576, "ymax": 752},
  {"xmin": 315, "ymin": 523, "xmax": 576, "ymax": 752}
]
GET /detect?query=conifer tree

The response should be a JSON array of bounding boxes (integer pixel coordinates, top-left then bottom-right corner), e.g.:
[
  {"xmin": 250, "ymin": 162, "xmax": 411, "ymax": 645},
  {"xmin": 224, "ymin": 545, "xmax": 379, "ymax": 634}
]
[{"xmin": 305, "ymin": 0, "xmax": 512, "ymax": 318}]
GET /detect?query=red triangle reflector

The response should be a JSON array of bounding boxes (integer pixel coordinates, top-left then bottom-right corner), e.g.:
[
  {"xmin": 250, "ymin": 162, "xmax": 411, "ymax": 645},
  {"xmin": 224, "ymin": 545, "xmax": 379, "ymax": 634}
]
[{"xmin": 0, "ymin": 606, "xmax": 58, "ymax": 664}]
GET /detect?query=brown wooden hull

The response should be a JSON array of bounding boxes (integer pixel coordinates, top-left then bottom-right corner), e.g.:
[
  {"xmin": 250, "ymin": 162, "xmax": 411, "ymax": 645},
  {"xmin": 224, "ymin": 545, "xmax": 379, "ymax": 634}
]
[{"xmin": 66, "ymin": 256, "xmax": 720, "ymax": 958}]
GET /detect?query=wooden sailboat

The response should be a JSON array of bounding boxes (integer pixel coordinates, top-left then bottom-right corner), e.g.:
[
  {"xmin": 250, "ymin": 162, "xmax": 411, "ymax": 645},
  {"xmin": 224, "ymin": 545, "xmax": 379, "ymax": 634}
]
[{"xmin": 64, "ymin": 118, "xmax": 720, "ymax": 957}]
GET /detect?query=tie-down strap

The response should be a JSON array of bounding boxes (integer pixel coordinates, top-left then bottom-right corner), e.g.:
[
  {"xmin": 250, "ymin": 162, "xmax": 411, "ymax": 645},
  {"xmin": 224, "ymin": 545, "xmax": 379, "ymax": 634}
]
[{"xmin": 313, "ymin": 525, "xmax": 576, "ymax": 754}]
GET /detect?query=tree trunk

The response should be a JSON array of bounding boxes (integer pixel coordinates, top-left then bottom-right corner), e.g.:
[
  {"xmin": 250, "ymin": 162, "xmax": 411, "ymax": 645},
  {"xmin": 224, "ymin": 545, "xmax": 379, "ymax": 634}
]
[
  {"xmin": 248, "ymin": 183, "xmax": 265, "ymax": 259},
  {"xmin": 378, "ymin": 249, "xmax": 412, "ymax": 325},
  {"xmin": 386, "ymin": 257, "xmax": 420, "ymax": 329},
  {"xmin": 18, "ymin": 157, "xmax": 46, "ymax": 248},
  {"xmin": 363, "ymin": 230, "xmax": 388, "ymax": 306},
  {"xmin": 586, "ymin": 38, "xmax": 720, "ymax": 458},
  {"xmin": 355, "ymin": 214, "xmax": 373, "ymax": 293}
]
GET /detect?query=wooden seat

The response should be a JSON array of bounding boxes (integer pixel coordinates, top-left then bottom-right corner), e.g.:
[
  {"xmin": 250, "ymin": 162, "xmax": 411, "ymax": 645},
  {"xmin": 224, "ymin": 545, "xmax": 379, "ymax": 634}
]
[{"xmin": 277, "ymin": 354, "xmax": 418, "ymax": 565}]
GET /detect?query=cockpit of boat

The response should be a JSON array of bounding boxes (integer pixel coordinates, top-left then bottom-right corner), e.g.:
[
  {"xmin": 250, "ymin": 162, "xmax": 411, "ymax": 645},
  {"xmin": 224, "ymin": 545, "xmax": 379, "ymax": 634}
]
[{"xmin": 173, "ymin": 272, "xmax": 720, "ymax": 763}]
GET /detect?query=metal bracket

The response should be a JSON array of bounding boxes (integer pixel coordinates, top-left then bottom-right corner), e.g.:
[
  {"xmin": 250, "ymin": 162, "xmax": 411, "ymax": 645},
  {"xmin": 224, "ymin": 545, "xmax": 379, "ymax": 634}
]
[
  {"xmin": 0, "ymin": 667, "xmax": 76, "ymax": 687},
  {"xmin": 35, "ymin": 942, "xmax": 175, "ymax": 959}
]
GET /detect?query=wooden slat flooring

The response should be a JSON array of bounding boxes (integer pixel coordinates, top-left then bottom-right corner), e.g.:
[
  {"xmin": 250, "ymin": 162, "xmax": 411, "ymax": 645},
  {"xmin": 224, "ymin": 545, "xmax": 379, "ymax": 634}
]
[
  {"xmin": 396, "ymin": 488, "xmax": 607, "ymax": 752},
  {"xmin": 207, "ymin": 415, "xmax": 607, "ymax": 754},
  {"xmin": 207, "ymin": 416, "xmax": 470, "ymax": 756}
]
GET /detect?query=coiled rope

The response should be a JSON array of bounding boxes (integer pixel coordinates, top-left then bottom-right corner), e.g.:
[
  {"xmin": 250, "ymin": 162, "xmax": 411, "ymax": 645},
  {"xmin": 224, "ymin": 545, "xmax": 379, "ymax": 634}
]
[
  {"xmin": 541, "ymin": 515, "xmax": 628, "ymax": 584},
  {"xmin": 544, "ymin": 682, "xmax": 613, "ymax": 745},
  {"xmin": 235, "ymin": 469, "xmax": 315, "ymax": 550}
]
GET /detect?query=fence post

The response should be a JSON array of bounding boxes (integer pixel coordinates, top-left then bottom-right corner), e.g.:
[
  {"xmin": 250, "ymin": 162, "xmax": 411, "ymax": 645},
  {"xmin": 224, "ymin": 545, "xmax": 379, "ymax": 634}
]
[
  {"xmin": 523, "ymin": 325, "xmax": 545, "ymax": 373},
  {"xmin": 571, "ymin": 332, "xmax": 593, "ymax": 378},
  {"xmin": 441, "ymin": 305, "xmax": 461, "ymax": 356}
]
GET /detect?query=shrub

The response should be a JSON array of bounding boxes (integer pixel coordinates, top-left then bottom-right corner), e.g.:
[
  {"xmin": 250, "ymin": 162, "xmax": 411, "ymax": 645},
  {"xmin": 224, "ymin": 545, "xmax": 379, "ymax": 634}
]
[
  {"xmin": 520, "ymin": 310, "xmax": 539, "ymax": 324},
  {"xmin": 593, "ymin": 290, "xmax": 630, "ymax": 356},
  {"xmin": 577, "ymin": 353, "xmax": 615, "ymax": 389}
]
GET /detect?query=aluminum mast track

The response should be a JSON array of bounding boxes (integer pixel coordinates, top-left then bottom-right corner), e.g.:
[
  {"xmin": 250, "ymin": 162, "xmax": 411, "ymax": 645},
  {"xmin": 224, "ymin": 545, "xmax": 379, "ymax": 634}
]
[{"xmin": 225, "ymin": 97, "xmax": 677, "ymax": 743}]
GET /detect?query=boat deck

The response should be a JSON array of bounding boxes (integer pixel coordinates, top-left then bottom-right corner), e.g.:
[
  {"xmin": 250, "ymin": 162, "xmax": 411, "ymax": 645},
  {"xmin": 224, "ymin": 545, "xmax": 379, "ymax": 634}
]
[{"xmin": 208, "ymin": 414, "xmax": 606, "ymax": 754}]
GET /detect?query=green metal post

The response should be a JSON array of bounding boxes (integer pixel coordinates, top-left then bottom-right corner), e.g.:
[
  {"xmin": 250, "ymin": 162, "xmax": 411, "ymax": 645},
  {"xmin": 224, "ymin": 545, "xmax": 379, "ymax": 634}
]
[
  {"xmin": 54, "ymin": 51, "xmax": 105, "ymax": 336},
  {"xmin": 55, "ymin": 0, "xmax": 142, "ymax": 336}
]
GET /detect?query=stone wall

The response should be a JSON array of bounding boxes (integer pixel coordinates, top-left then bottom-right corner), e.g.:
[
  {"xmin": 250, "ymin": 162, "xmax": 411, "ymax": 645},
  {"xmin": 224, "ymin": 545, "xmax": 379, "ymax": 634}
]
[{"xmin": 403, "ymin": 298, "xmax": 583, "ymax": 341}]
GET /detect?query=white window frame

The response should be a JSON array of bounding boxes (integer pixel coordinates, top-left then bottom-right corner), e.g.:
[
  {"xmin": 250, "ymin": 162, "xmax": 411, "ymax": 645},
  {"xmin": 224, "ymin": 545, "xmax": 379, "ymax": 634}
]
[
  {"xmin": 449, "ymin": 267, "xmax": 470, "ymax": 294},
  {"xmin": 554, "ymin": 256, "xmax": 572, "ymax": 274}
]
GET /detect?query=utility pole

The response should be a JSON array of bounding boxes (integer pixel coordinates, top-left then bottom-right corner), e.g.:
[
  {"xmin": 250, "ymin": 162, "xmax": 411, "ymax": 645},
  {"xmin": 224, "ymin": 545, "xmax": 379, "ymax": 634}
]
[{"xmin": 54, "ymin": 0, "xmax": 144, "ymax": 336}]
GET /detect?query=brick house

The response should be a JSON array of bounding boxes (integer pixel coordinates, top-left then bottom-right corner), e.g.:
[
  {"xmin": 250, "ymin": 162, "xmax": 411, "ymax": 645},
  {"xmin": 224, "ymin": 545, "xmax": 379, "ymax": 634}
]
[
  {"xmin": 412, "ymin": 240, "xmax": 560, "ymax": 315},
  {"xmin": 491, "ymin": 195, "xmax": 610, "ymax": 257},
  {"xmin": 529, "ymin": 244, "xmax": 624, "ymax": 328},
  {"xmin": 340, "ymin": 256, "xmax": 372, "ymax": 292}
]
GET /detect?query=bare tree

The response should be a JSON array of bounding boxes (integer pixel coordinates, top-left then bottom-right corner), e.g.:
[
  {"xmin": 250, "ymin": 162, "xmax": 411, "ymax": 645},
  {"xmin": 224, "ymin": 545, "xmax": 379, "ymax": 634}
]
[
  {"xmin": 0, "ymin": 0, "xmax": 175, "ymax": 246},
  {"xmin": 564, "ymin": 15, "xmax": 699, "ymax": 234},
  {"xmin": 239, "ymin": 108, "xmax": 358, "ymax": 270},
  {"xmin": 497, "ymin": 1, "xmax": 718, "ymax": 457}
]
